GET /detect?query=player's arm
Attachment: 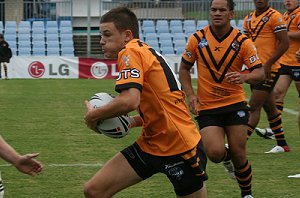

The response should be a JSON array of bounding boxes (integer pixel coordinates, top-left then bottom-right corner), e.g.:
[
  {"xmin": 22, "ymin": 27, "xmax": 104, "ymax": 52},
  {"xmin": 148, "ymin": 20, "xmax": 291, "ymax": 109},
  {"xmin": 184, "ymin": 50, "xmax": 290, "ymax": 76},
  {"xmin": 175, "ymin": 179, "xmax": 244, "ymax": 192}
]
[
  {"xmin": 84, "ymin": 88, "xmax": 140, "ymax": 130},
  {"xmin": 288, "ymin": 31, "xmax": 300, "ymax": 40},
  {"xmin": 296, "ymin": 49, "xmax": 300, "ymax": 62},
  {"xmin": 128, "ymin": 115, "xmax": 143, "ymax": 128},
  {"xmin": 264, "ymin": 30, "xmax": 289, "ymax": 78},
  {"xmin": 179, "ymin": 61, "xmax": 199, "ymax": 115},
  {"xmin": 0, "ymin": 136, "xmax": 22, "ymax": 165},
  {"xmin": 0, "ymin": 136, "xmax": 43, "ymax": 176}
]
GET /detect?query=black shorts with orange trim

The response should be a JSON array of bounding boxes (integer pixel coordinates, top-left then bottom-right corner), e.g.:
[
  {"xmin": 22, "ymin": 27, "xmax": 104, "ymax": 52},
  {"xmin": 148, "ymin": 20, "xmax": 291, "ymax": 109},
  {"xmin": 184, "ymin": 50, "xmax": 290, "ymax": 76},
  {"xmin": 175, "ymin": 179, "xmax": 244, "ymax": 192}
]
[
  {"xmin": 250, "ymin": 71, "xmax": 279, "ymax": 93},
  {"xmin": 121, "ymin": 141, "xmax": 208, "ymax": 196},
  {"xmin": 279, "ymin": 64, "xmax": 300, "ymax": 81},
  {"xmin": 196, "ymin": 102, "xmax": 249, "ymax": 129}
]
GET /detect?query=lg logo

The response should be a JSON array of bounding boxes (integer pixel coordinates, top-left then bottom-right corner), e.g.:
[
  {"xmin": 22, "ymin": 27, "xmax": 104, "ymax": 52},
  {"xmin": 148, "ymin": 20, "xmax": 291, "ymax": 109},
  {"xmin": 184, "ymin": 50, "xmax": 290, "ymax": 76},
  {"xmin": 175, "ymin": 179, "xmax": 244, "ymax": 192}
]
[
  {"xmin": 28, "ymin": 61, "xmax": 45, "ymax": 78},
  {"xmin": 28, "ymin": 61, "xmax": 70, "ymax": 78}
]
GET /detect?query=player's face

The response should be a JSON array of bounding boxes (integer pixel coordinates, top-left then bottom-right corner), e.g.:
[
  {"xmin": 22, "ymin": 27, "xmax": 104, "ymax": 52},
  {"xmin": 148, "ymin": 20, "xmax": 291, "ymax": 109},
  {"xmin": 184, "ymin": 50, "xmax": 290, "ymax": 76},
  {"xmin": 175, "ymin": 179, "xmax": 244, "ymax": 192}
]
[
  {"xmin": 99, "ymin": 22, "xmax": 126, "ymax": 59},
  {"xmin": 284, "ymin": 0, "xmax": 299, "ymax": 11},
  {"xmin": 210, "ymin": 0, "xmax": 233, "ymax": 27},
  {"xmin": 253, "ymin": 0, "xmax": 270, "ymax": 10}
]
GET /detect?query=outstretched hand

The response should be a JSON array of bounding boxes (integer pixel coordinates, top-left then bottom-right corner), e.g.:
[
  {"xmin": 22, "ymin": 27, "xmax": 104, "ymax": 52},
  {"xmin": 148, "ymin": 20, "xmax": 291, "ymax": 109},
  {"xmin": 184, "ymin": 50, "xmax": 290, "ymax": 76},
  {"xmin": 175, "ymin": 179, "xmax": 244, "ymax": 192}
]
[{"xmin": 15, "ymin": 153, "xmax": 43, "ymax": 176}]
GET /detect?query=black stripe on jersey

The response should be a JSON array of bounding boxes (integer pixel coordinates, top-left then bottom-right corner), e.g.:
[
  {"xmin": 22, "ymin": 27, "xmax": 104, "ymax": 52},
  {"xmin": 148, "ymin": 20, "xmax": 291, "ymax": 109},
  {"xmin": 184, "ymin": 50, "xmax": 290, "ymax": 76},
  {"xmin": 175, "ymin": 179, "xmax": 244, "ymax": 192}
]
[
  {"xmin": 248, "ymin": 63, "xmax": 263, "ymax": 72},
  {"xmin": 247, "ymin": 10, "xmax": 276, "ymax": 42},
  {"xmin": 181, "ymin": 57, "xmax": 194, "ymax": 66},
  {"xmin": 149, "ymin": 48, "xmax": 180, "ymax": 92},
  {"xmin": 195, "ymin": 30, "xmax": 246, "ymax": 83},
  {"xmin": 137, "ymin": 40, "xmax": 144, "ymax": 47},
  {"xmin": 115, "ymin": 82, "xmax": 142, "ymax": 93}
]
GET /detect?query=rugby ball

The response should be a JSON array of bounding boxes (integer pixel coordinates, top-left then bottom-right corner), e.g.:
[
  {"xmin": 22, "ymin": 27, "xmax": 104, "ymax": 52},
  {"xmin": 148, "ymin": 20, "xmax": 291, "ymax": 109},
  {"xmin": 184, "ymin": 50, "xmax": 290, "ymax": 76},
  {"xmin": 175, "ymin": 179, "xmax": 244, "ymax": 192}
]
[{"xmin": 89, "ymin": 92, "xmax": 130, "ymax": 138}]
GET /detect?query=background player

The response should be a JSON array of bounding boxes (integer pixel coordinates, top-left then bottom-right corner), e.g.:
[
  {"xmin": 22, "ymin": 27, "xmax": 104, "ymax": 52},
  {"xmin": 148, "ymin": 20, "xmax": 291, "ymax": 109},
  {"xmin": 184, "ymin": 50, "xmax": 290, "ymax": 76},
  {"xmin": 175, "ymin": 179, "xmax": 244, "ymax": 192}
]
[
  {"xmin": 243, "ymin": 0, "xmax": 290, "ymax": 153},
  {"xmin": 179, "ymin": 0, "xmax": 265, "ymax": 197}
]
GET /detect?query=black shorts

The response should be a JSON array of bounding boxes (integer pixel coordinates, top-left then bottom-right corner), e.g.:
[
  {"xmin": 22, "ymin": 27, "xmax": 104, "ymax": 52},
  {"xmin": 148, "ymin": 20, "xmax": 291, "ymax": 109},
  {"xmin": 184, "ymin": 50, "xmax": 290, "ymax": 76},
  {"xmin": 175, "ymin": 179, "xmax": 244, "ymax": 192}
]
[
  {"xmin": 121, "ymin": 141, "xmax": 208, "ymax": 196},
  {"xmin": 196, "ymin": 102, "xmax": 249, "ymax": 129},
  {"xmin": 250, "ymin": 71, "xmax": 279, "ymax": 93},
  {"xmin": 279, "ymin": 64, "xmax": 300, "ymax": 81}
]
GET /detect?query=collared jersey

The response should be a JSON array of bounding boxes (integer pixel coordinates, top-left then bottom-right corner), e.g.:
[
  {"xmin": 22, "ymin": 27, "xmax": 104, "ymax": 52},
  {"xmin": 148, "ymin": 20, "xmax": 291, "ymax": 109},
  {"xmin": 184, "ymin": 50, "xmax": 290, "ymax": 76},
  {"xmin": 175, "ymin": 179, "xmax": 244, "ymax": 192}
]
[
  {"xmin": 281, "ymin": 6, "xmax": 300, "ymax": 67},
  {"xmin": 115, "ymin": 39, "xmax": 200, "ymax": 156},
  {"xmin": 182, "ymin": 26, "xmax": 262, "ymax": 111},
  {"xmin": 243, "ymin": 7, "xmax": 287, "ymax": 72}
]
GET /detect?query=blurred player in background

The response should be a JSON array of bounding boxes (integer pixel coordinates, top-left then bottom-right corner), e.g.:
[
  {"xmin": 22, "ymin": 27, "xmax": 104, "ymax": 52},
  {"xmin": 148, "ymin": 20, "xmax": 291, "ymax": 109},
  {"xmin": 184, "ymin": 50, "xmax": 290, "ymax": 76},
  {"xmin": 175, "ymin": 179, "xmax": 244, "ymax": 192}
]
[
  {"xmin": 243, "ymin": 0, "xmax": 290, "ymax": 153},
  {"xmin": 256, "ymin": 0, "xmax": 300, "ymax": 139},
  {"xmin": 179, "ymin": 0, "xmax": 265, "ymax": 197},
  {"xmin": 0, "ymin": 135, "xmax": 43, "ymax": 198},
  {"xmin": 84, "ymin": 7, "xmax": 208, "ymax": 198},
  {"xmin": 288, "ymin": 48, "xmax": 300, "ymax": 179},
  {"xmin": 0, "ymin": 34, "xmax": 12, "ymax": 80}
]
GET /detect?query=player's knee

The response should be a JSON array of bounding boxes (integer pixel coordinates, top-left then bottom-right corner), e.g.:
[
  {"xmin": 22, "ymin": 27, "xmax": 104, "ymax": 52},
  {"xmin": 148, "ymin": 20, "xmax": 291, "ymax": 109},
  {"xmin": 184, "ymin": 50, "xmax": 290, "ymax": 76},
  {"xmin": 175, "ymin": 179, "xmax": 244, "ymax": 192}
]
[
  {"xmin": 84, "ymin": 181, "xmax": 102, "ymax": 198},
  {"xmin": 206, "ymin": 149, "xmax": 224, "ymax": 163}
]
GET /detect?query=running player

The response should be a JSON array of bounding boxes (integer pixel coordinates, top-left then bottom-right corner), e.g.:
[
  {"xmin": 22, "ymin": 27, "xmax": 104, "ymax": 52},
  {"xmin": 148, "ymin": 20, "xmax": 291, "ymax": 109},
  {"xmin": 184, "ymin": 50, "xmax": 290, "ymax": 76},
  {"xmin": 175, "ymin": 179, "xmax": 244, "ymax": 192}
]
[
  {"xmin": 84, "ymin": 7, "xmax": 208, "ymax": 198},
  {"xmin": 179, "ymin": 0, "xmax": 265, "ymax": 197},
  {"xmin": 256, "ymin": 0, "xmax": 300, "ymax": 139},
  {"xmin": 287, "ymin": 47, "xmax": 300, "ymax": 179},
  {"xmin": 243, "ymin": 0, "xmax": 290, "ymax": 153}
]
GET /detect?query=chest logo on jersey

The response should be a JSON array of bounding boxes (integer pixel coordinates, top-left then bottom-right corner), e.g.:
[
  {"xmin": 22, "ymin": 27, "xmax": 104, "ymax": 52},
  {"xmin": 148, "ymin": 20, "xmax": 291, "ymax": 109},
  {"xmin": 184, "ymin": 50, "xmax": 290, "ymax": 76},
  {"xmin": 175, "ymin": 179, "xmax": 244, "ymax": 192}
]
[
  {"xmin": 116, "ymin": 68, "xmax": 140, "ymax": 80},
  {"xmin": 262, "ymin": 16, "xmax": 269, "ymax": 23},
  {"xmin": 122, "ymin": 55, "xmax": 131, "ymax": 67},
  {"xmin": 231, "ymin": 40, "xmax": 240, "ymax": 51},
  {"xmin": 291, "ymin": 14, "xmax": 296, "ymax": 20},
  {"xmin": 199, "ymin": 38, "xmax": 208, "ymax": 48}
]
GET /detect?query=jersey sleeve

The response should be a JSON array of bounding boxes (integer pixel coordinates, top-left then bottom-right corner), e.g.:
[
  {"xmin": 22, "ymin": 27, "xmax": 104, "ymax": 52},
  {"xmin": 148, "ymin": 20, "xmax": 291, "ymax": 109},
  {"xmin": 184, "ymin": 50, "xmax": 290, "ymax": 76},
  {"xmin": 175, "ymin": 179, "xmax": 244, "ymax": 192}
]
[
  {"xmin": 115, "ymin": 48, "xmax": 144, "ymax": 93},
  {"xmin": 271, "ymin": 12, "xmax": 287, "ymax": 33},
  {"xmin": 241, "ymin": 38, "xmax": 262, "ymax": 71},
  {"xmin": 181, "ymin": 34, "xmax": 198, "ymax": 66}
]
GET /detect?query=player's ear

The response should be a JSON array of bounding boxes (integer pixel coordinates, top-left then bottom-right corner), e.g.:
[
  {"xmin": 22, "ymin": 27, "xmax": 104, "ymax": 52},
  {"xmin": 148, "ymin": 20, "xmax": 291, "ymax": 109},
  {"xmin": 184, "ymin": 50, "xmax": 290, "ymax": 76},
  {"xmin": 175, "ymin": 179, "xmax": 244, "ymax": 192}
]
[{"xmin": 123, "ymin": 29, "xmax": 133, "ymax": 43}]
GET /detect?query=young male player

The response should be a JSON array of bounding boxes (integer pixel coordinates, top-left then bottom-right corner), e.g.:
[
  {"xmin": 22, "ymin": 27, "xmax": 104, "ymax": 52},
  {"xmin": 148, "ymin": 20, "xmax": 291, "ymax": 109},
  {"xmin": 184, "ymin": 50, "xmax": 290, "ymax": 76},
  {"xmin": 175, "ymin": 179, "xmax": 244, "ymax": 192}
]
[{"xmin": 84, "ymin": 7, "xmax": 208, "ymax": 198}]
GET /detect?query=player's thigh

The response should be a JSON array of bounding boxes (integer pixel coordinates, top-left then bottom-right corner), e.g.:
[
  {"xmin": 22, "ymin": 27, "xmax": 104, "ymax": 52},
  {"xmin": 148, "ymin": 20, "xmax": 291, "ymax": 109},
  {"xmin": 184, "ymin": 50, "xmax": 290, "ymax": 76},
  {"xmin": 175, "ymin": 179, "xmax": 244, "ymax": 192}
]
[
  {"xmin": 274, "ymin": 75, "xmax": 292, "ymax": 100},
  {"xmin": 249, "ymin": 89, "xmax": 270, "ymax": 109},
  {"xmin": 225, "ymin": 125, "xmax": 247, "ymax": 150},
  {"xmin": 295, "ymin": 81, "xmax": 300, "ymax": 96},
  {"xmin": 86, "ymin": 152, "xmax": 142, "ymax": 194},
  {"xmin": 200, "ymin": 126, "xmax": 226, "ymax": 155}
]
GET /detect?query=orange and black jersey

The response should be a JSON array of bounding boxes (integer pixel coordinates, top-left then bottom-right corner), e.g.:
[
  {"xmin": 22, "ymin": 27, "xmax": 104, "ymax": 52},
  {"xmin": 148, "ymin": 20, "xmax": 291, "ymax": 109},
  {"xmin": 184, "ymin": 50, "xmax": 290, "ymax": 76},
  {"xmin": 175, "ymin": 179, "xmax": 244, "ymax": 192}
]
[
  {"xmin": 243, "ymin": 7, "xmax": 287, "ymax": 72},
  {"xmin": 281, "ymin": 6, "xmax": 300, "ymax": 67},
  {"xmin": 116, "ymin": 39, "xmax": 201, "ymax": 157},
  {"xmin": 182, "ymin": 26, "xmax": 262, "ymax": 111}
]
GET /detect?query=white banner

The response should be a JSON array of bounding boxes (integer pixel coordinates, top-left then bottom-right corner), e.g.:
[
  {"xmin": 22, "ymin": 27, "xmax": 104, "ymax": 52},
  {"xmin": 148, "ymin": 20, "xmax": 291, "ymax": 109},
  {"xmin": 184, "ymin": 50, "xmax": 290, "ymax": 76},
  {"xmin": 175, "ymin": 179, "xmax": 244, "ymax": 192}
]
[
  {"xmin": 8, "ymin": 56, "xmax": 79, "ymax": 79},
  {"xmin": 164, "ymin": 55, "xmax": 198, "ymax": 79},
  {"xmin": 5, "ymin": 55, "xmax": 197, "ymax": 79}
]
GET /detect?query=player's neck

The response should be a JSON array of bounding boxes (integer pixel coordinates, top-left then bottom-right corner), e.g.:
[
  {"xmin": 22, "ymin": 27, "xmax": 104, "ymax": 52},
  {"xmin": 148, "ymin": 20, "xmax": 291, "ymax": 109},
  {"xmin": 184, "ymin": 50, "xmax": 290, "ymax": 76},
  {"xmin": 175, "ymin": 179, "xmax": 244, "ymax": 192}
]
[
  {"xmin": 210, "ymin": 24, "xmax": 232, "ymax": 39},
  {"xmin": 255, "ymin": 6, "xmax": 270, "ymax": 16}
]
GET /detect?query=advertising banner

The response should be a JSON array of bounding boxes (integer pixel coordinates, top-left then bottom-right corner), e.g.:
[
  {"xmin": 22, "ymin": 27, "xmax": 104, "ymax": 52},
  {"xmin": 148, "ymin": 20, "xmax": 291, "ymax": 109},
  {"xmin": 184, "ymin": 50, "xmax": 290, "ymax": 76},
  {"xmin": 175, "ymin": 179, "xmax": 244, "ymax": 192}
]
[
  {"xmin": 7, "ymin": 56, "xmax": 197, "ymax": 79},
  {"xmin": 78, "ymin": 58, "xmax": 119, "ymax": 79},
  {"xmin": 9, "ymin": 57, "xmax": 79, "ymax": 79}
]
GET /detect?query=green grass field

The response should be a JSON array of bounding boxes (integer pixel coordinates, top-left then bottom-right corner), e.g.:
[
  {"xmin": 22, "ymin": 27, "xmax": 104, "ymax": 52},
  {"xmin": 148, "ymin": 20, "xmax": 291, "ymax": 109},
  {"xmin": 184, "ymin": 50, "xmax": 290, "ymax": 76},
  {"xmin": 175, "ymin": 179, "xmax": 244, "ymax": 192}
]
[{"xmin": 0, "ymin": 79, "xmax": 299, "ymax": 198}]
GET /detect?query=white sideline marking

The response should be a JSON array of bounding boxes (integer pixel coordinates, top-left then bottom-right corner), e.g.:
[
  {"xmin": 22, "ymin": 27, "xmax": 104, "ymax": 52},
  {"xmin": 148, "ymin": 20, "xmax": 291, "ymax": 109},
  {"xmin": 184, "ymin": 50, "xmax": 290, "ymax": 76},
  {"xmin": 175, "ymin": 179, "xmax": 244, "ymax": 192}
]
[{"xmin": 0, "ymin": 163, "xmax": 103, "ymax": 167}]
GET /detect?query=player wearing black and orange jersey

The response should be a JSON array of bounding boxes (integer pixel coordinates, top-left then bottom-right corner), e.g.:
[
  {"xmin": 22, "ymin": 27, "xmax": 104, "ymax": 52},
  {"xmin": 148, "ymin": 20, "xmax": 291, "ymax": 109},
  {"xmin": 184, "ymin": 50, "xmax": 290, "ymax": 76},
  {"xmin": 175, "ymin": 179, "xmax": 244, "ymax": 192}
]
[
  {"xmin": 289, "ymin": 47, "xmax": 300, "ymax": 179},
  {"xmin": 243, "ymin": 0, "xmax": 290, "ymax": 153},
  {"xmin": 83, "ymin": 7, "xmax": 208, "ymax": 198},
  {"xmin": 179, "ymin": 0, "xmax": 265, "ymax": 198},
  {"xmin": 258, "ymin": 0, "xmax": 300, "ymax": 138}
]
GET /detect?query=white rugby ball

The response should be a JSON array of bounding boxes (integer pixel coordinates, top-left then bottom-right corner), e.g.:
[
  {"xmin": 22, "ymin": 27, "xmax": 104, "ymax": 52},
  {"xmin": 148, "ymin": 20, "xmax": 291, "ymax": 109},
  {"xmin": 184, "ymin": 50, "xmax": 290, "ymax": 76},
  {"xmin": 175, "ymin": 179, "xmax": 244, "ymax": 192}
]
[{"xmin": 89, "ymin": 92, "xmax": 130, "ymax": 138}]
